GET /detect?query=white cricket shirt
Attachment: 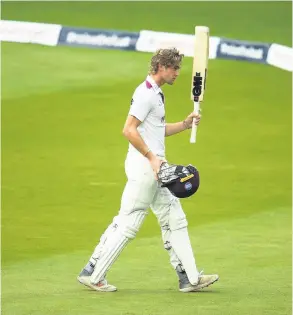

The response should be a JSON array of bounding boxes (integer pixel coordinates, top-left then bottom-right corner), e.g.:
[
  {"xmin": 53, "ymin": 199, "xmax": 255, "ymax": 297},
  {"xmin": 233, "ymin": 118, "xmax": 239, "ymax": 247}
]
[{"xmin": 128, "ymin": 75, "xmax": 166, "ymax": 157}]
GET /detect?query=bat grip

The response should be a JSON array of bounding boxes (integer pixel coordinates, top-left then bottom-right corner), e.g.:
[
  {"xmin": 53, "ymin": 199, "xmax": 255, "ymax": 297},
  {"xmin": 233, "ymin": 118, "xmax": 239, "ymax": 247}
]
[{"xmin": 190, "ymin": 101, "xmax": 200, "ymax": 144}]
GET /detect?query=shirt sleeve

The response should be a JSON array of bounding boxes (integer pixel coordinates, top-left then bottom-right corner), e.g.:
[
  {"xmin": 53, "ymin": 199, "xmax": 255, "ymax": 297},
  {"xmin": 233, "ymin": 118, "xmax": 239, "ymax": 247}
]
[{"xmin": 128, "ymin": 89, "xmax": 154, "ymax": 122}]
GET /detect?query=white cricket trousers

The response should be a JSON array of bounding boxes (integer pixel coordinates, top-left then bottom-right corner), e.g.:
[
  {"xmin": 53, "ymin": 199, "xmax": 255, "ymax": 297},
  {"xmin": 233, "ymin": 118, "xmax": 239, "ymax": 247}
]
[{"xmin": 89, "ymin": 152, "xmax": 199, "ymax": 285}]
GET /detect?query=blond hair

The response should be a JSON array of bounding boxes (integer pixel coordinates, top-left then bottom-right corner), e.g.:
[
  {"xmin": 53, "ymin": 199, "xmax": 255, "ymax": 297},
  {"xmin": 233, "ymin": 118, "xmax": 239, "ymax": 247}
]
[{"xmin": 149, "ymin": 47, "xmax": 184, "ymax": 74}]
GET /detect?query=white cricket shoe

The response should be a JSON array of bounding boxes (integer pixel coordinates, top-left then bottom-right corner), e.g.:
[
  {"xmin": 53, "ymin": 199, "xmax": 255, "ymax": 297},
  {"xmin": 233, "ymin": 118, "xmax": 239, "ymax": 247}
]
[
  {"xmin": 190, "ymin": 273, "xmax": 219, "ymax": 291},
  {"xmin": 77, "ymin": 275, "xmax": 117, "ymax": 292},
  {"xmin": 178, "ymin": 270, "xmax": 219, "ymax": 293}
]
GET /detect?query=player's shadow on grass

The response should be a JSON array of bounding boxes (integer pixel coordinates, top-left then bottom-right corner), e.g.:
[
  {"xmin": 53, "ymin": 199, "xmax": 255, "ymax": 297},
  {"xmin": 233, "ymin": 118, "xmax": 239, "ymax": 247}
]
[{"xmin": 85, "ymin": 288, "xmax": 221, "ymax": 295}]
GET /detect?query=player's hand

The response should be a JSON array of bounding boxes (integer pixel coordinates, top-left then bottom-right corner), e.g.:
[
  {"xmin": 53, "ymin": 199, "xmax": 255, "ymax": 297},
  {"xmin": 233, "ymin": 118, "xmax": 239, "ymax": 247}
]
[
  {"xmin": 147, "ymin": 154, "xmax": 165, "ymax": 180},
  {"xmin": 184, "ymin": 112, "xmax": 201, "ymax": 129}
]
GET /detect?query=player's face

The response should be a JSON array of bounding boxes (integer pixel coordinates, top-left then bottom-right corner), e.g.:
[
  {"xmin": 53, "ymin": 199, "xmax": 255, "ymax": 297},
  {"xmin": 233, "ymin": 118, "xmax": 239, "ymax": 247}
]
[{"xmin": 162, "ymin": 66, "xmax": 180, "ymax": 85}]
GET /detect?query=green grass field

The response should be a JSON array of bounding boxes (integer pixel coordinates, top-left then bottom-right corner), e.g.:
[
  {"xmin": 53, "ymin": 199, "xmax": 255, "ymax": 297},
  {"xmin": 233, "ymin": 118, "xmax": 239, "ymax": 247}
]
[{"xmin": 1, "ymin": 2, "xmax": 292, "ymax": 315}]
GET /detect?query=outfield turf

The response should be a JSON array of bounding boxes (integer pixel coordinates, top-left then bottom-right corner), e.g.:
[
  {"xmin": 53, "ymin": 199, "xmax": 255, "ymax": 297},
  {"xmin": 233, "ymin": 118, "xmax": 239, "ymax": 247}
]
[{"xmin": 1, "ymin": 2, "xmax": 292, "ymax": 315}]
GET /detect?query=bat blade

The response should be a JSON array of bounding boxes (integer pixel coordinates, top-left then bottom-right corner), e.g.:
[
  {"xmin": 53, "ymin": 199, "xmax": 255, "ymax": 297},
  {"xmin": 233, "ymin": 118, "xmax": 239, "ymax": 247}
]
[{"xmin": 190, "ymin": 26, "xmax": 209, "ymax": 144}]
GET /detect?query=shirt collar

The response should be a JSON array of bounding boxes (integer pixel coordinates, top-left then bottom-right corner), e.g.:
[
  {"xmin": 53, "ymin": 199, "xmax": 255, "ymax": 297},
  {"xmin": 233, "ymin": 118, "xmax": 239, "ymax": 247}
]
[{"xmin": 146, "ymin": 75, "xmax": 163, "ymax": 94}]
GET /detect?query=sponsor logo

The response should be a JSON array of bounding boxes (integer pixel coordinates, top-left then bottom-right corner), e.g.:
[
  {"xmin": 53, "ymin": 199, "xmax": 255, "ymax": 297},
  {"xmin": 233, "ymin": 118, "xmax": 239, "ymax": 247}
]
[
  {"xmin": 219, "ymin": 42, "xmax": 265, "ymax": 60},
  {"xmin": 192, "ymin": 72, "xmax": 203, "ymax": 102},
  {"xmin": 184, "ymin": 182, "xmax": 193, "ymax": 191},
  {"xmin": 65, "ymin": 31, "xmax": 132, "ymax": 48}
]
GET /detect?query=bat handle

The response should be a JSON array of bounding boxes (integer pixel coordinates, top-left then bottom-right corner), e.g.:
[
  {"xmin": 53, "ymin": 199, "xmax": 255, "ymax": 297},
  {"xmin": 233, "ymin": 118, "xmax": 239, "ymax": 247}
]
[{"xmin": 190, "ymin": 101, "xmax": 200, "ymax": 144}]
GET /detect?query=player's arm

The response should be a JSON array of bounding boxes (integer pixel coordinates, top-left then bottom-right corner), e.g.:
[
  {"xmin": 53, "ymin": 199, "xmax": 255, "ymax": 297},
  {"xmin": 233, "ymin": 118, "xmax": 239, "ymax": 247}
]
[
  {"xmin": 165, "ymin": 113, "xmax": 201, "ymax": 137},
  {"xmin": 123, "ymin": 116, "xmax": 151, "ymax": 157},
  {"xmin": 123, "ymin": 115, "xmax": 163, "ymax": 178},
  {"xmin": 123, "ymin": 93, "xmax": 163, "ymax": 177},
  {"xmin": 124, "ymin": 92, "xmax": 153, "ymax": 156}
]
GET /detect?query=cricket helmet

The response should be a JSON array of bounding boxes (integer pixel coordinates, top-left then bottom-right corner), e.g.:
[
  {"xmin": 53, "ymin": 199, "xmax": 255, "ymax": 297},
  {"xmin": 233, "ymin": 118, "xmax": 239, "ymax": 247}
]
[{"xmin": 158, "ymin": 162, "xmax": 200, "ymax": 198}]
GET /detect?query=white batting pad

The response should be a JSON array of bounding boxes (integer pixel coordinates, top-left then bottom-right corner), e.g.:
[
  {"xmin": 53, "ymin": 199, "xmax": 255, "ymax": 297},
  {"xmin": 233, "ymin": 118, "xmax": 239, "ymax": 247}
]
[
  {"xmin": 90, "ymin": 233, "xmax": 129, "ymax": 284},
  {"xmin": 170, "ymin": 227, "xmax": 199, "ymax": 285},
  {"xmin": 90, "ymin": 212, "xmax": 146, "ymax": 284}
]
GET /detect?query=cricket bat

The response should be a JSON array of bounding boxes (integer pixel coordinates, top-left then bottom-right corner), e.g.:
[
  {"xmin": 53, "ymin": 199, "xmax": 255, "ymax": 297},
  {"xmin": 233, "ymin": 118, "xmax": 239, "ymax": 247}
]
[{"xmin": 190, "ymin": 26, "xmax": 209, "ymax": 143}]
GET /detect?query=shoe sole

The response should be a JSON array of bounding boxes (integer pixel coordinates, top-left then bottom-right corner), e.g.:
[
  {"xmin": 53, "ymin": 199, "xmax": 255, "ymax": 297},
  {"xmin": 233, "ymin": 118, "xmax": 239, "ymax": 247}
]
[
  {"xmin": 179, "ymin": 276, "xmax": 219, "ymax": 293},
  {"xmin": 77, "ymin": 276, "xmax": 117, "ymax": 292}
]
